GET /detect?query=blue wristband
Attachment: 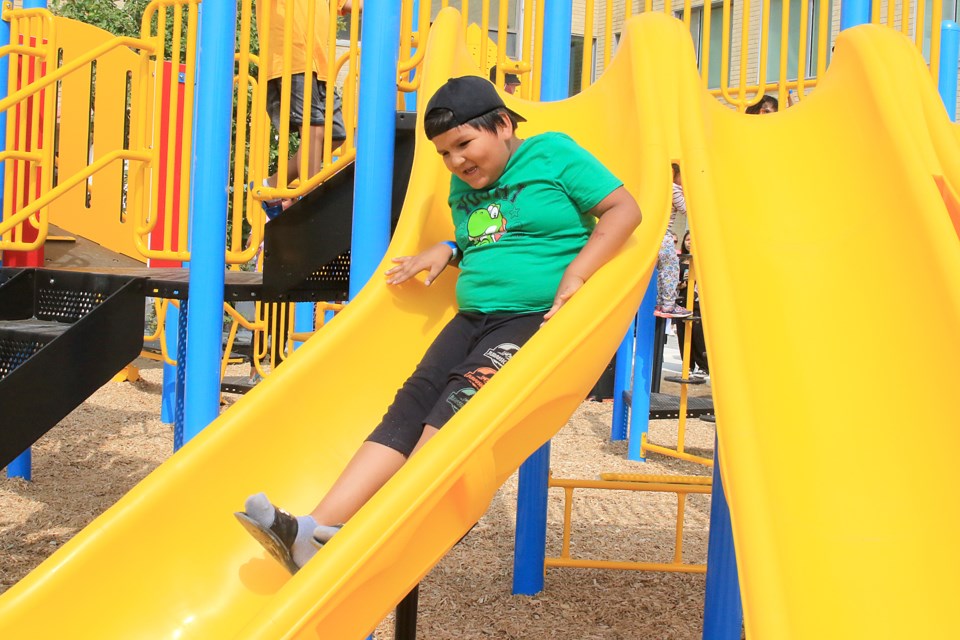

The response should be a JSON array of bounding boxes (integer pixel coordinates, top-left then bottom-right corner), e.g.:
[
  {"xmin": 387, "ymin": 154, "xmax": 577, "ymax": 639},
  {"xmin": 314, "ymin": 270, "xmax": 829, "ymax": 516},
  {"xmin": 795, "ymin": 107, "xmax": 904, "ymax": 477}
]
[{"xmin": 443, "ymin": 240, "xmax": 459, "ymax": 262}]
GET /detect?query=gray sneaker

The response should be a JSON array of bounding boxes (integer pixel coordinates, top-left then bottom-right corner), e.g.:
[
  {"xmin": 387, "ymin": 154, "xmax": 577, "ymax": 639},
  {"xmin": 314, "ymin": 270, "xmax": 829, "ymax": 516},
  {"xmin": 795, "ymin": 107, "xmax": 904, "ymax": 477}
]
[{"xmin": 235, "ymin": 502, "xmax": 301, "ymax": 574}]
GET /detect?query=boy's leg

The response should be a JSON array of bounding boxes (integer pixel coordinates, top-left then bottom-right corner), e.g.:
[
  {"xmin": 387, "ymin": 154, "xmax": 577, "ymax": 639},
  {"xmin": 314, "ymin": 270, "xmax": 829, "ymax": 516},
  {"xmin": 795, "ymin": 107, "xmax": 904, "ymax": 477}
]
[
  {"xmin": 309, "ymin": 315, "xmax": 477, "ymax": 525},
  {"xmin": 420, "ymin": 312, "xmax": 543, "ymax": 439},
  {"xmin": 307, "ymin": 422, "xmax": 439, "ymax": 526},
  {"xmin": 308, "ymin": 441, "xmax": 406, "ymax": 526},
  {"xmin": 290, "ymin": 77, "xmax": 346, "ymax": 184}
]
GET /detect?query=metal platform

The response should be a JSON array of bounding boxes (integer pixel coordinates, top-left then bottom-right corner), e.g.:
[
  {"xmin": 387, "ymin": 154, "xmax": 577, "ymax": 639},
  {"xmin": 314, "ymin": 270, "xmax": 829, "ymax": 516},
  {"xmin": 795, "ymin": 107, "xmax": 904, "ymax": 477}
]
[{"xmin": 623, "ymin": 390, "xmax": 715, "ymax": 419}]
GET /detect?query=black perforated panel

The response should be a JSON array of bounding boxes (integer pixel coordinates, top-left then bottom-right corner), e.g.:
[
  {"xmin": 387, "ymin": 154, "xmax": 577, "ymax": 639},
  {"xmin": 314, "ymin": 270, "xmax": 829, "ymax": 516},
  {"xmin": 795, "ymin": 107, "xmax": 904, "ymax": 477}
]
[
  {"xmin": 0, "ymin": 337, "xmax": 43, "ymax": 380},
  {"xmin": 36, "ymin": 283, "xmax": 106, "ymax": 323}
]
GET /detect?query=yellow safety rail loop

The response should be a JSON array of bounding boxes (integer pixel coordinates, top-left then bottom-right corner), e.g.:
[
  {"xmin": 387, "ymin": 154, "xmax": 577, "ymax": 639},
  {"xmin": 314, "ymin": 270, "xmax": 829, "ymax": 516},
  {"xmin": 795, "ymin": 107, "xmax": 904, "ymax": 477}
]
[
  {"xmin": 0, "ymin": 4, "xmax": 57, "ymax": 251},
  {"xmin": 248, "ymin": 0, "xmax": 360, "ymax": 208},
  {"xmin": 133, "ymin": 0, "xmax": 199, "ymax": 262},
  {"xmin": 546, "ymin": 476, "xmax": 711, "ymax": 574}
]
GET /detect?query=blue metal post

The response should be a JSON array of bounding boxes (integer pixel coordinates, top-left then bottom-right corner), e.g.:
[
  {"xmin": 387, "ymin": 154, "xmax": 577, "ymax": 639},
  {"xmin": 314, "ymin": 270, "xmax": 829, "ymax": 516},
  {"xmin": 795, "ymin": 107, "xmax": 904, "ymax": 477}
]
[
  {"xmin": 182, "ymin": 0, "xmax": 236, "ymax": 443},
  {"xmin": 4, "ymin": 0, "xmax": 45, "ymax": 479},
  {"xmin": 512, "ymin": 0, "xmax": 573, "ymax": 597},
  {"xmin": 702, "ymin": 436, "xmax": 744, "ymax": 640},
  {"xmin": 840, "ymin": 0, "xmax": 871, "ymax": 31},
  {"xmin": 160, "ymin": 302, "xmax": 178, "ymax": 424},
  {"xmin": 610, "ymin": 321, "xmax": 636, "ymax": 441},
  {"xmin": 627, "ymin": 276, "xmax": 658, "ymax": 461},
  {"xmin": 293, "ymin": 302, "xmax": 313, "ymax": 350},
  {"xmin": 174, "ymin": 300, "xmax": 189, "ymax": 450},
  {"xmin": 939, "ymin": 21, "xmax": 960, "ymax": 121},
  {"xmin": 349, "ymin": 0, "xmax": 400, "ymax": 299}
]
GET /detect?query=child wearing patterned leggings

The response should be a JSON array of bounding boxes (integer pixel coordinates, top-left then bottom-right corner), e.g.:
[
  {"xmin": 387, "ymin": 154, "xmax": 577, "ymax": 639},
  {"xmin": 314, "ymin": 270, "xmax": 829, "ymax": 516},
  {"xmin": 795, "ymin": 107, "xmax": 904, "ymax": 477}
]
[{"xmin": 654, "ymin": 163, "xmax": 692, "ymax": 319}]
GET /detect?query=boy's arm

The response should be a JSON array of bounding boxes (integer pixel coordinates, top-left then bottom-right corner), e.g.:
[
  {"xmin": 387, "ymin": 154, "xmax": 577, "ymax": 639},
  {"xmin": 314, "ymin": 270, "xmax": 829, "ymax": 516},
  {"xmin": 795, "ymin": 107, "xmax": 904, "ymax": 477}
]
[
  {"xmin": 385, "ymin": 242, "xmax": 458, "ymax": 286},
  {"xmin": 543, "ymin": 186, "xmax": 642, "ymax": 321}
]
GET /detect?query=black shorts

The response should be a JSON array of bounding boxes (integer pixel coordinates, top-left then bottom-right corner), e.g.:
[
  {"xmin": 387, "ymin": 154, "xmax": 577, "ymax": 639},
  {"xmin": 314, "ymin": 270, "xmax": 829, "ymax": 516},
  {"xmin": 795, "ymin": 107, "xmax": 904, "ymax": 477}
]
[
  {"xmin": 266, "ymin": 73, "xmax": 346, "ymax": 141},
  {"xmin": 366, "ymin": 312, "xmax": 543, "ymax": 457}
]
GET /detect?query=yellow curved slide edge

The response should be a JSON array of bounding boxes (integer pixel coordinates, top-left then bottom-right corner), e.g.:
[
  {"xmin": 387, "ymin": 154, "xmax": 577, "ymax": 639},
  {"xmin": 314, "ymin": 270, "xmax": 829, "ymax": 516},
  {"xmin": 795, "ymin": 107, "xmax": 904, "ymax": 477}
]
[
  {"xmin": 0, "ymin": 10, "xmax": 675, "ymax": 638},
  {"xmin": 683, "ymin": 23, "xmax": 960, "ymax": 640}
]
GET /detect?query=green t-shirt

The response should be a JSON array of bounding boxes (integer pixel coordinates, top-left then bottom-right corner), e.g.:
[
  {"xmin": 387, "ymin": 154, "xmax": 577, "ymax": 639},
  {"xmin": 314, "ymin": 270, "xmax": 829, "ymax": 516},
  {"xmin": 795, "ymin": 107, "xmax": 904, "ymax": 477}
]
[{"xmin": 448, "ymin": 132, "xmax": 623, "ymax": 313}]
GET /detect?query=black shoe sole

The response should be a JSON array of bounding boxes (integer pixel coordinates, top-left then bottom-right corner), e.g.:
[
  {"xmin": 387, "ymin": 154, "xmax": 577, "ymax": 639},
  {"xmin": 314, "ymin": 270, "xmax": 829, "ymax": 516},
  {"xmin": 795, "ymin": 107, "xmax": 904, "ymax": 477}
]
[{"xmin": 235, "ymin": 511, "xmax": 299, "ymax": 575}]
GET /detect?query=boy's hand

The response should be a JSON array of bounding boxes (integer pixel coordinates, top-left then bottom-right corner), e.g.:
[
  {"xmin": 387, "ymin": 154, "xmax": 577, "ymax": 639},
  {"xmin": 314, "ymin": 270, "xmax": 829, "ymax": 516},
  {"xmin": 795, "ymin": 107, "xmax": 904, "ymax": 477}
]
[
  {"xmin": 385, "ymin": 242, "xmax": 456, "ymax": 286},
  {"xmin": 543, "ymin": 274, "xmax": 585, "ymax": 323}
]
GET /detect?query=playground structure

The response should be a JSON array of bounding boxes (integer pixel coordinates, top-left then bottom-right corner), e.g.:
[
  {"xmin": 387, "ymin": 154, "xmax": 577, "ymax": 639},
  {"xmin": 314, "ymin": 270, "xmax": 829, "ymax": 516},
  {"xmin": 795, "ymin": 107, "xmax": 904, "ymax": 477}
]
[{"xmin": 0, "ymin": 0, "xmax": 958, "ymax": 638}]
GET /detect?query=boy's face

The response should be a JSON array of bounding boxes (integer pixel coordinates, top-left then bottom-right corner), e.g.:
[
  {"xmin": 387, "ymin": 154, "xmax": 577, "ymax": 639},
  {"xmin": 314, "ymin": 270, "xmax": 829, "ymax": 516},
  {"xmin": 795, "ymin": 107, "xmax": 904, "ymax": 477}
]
[{"xmin": 431, "ymin": 115, "xmax": 514, "ymax": 190}]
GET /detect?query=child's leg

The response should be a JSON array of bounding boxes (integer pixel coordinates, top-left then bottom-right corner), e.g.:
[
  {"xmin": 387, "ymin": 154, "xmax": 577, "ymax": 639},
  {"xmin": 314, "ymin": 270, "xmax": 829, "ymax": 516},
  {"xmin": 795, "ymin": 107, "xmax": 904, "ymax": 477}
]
[
  {"xmin": 308, "ymin": 423, "xmax": 441, "ymax": 525},
  {"xmin": 308, "ymin": 315, "xmax": 479, "ymax": 524},
  {"xmin": 308, "ymin": 441, "xmax": 405, "ymax": 526},
  {"xmin": 656, "ymin": 233, "xmax": 680, "ymax": 307}
]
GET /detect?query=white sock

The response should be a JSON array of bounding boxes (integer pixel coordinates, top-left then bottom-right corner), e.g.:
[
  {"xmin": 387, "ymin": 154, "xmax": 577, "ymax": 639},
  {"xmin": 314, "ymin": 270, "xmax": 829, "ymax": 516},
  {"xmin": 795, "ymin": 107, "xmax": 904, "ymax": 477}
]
[
  {"xmin": 292, "ymin": 515, "xmax": 320, "ymax": 568},
  {"xmin": 244, "ymin": 493, "xmax": 320, "ymax": 568},
  {"xmin": 244, "ymin": 493, "xmax": 276, "ymax": 526}
]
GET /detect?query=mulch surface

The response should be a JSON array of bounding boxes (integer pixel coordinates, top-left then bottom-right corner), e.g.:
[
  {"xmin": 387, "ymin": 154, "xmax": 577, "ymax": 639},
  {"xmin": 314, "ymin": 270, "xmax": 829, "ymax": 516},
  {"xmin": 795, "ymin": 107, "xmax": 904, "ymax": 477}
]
[{"xmin": 1, "ymin": 359, "xmax": 718, "ymax": 639}]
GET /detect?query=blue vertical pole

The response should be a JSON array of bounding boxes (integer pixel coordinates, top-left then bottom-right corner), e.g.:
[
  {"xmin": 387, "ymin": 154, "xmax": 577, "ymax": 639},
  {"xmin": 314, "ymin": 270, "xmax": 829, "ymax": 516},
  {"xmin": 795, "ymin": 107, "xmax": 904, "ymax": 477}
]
[
  {"xmin": 627, "ymin": 276, "xmax": 658, "ymax": 461},
  {"xmin": 160, "ymin": 301, "xmax": 178, "ymax": 424},
  {"xmin": 349, "ymin": 0, "xmax": 400, "ymax": 299},
  {"xmin": 702, "ymin": 436, "xmax": 744, "ymax": 640},
  {"xmin": 293, "ymin": 302, "xmax": 313, "ymax": 349},
  {"xmin": 610, "ymin": 321, "xmax": 636, "ymax": 441},
  {"xmin": 512, "ymin": 0, "xmax": 573, "ymax": 597},
  {"xmin": 4, "ymin": 0, "xmax": 45, "ymax": 479},
  {"xmin": 840, "ymin": 0, "xmax": 871, "ymax": 31},
  {"xmin": 938, "ymin": 21, "xmax": 960, "ymax": 121},
  {"xmin": 182, "ymin": 0, "xmax": 236, "ymax": 443}
]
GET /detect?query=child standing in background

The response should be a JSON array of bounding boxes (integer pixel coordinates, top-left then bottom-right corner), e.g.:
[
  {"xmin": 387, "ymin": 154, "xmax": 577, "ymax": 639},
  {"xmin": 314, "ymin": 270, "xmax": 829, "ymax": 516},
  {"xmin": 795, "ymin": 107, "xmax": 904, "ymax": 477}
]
[{"xmin": 654, "ymin": 163, "xmax": 692, "ymax": 318}]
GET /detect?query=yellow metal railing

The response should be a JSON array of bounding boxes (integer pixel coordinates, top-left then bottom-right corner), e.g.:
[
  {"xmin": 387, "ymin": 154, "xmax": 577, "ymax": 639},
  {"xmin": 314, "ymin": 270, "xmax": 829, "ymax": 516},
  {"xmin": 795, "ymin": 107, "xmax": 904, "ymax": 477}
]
[
  {"xmin": 244, "ymin": 0, "xmax": 361, "ymax": 205},
  {"xmin": 641, "ymin": 256, "xmax": 713, "ymax": 467},
  {"xmin": 133, "ymin": 0, "xmax": 200, "ymax": 262},
  {"xmin": 397, "ymin": 0, "xmax": 944, "ymax": 112},
  {"xmin": 0, "ymin": 3, "xmax": 57, "ymax": 251},
  {"xmin": 0, "ymin": 0, "xmax": 205, "ymax": 262},
  {"xmin": 546, "ymin": 475, "xmax": 711, "ymax": 574}
]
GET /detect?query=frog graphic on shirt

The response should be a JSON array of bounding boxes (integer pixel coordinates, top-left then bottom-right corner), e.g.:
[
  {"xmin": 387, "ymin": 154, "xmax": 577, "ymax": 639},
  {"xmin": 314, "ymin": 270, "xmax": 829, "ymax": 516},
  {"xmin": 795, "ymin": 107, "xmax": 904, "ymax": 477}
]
[{"xmin": 467, "ymin": 203, "xmax": 507, "ymax": 245}]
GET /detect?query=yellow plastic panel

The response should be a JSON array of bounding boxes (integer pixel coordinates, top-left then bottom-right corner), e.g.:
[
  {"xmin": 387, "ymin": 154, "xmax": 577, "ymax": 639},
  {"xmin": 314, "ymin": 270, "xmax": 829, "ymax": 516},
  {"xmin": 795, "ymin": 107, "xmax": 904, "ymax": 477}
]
[
  {"xmin": 0, "ymin": 10, "xmax": 672, "ymax": 638},
  {"xmin": 685, "ymin": 23, "xmax": 960, "ymax": 640},
  {"xmin": 49, "ymin": 16, "xmax": 145, "ymax": 262}
]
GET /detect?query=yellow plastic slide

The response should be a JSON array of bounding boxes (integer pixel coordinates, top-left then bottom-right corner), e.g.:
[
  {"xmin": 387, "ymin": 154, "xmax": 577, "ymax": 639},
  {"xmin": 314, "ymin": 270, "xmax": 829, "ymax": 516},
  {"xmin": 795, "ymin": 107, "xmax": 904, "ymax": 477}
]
[
  {"xmin": 0, "ymin": 10, "xmax": 671, "ymax": 638},
  {"xmin": 683, "ymin": 23, "xmax": 960, "ymax": 640}
]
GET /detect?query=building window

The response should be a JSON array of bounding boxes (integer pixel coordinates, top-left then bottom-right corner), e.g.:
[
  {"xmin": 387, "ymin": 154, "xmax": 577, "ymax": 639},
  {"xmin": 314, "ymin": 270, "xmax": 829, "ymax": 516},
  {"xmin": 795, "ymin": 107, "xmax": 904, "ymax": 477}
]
[
  {"xmin": 764, "ymin": 0, "xmax": 834, "ymax": 83},
  {"xmin": 681, "ymin": 3, "xmax": 733, "ymax": 90},
  {"xmin": 569, "ymin": 35, "xmax": 597, "ymax": 95},
  {"xmin": 922, "ymin": 0, "xmax": 958, "ymax": 61}
]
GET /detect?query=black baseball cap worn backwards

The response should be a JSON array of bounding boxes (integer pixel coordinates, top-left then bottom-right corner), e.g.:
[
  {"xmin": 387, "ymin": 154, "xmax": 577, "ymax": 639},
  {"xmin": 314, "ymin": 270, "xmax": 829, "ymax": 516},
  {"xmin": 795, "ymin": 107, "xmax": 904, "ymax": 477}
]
[{"xmin": 425, "ymin": 76, "xmax": 526, "ymax": 139}]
